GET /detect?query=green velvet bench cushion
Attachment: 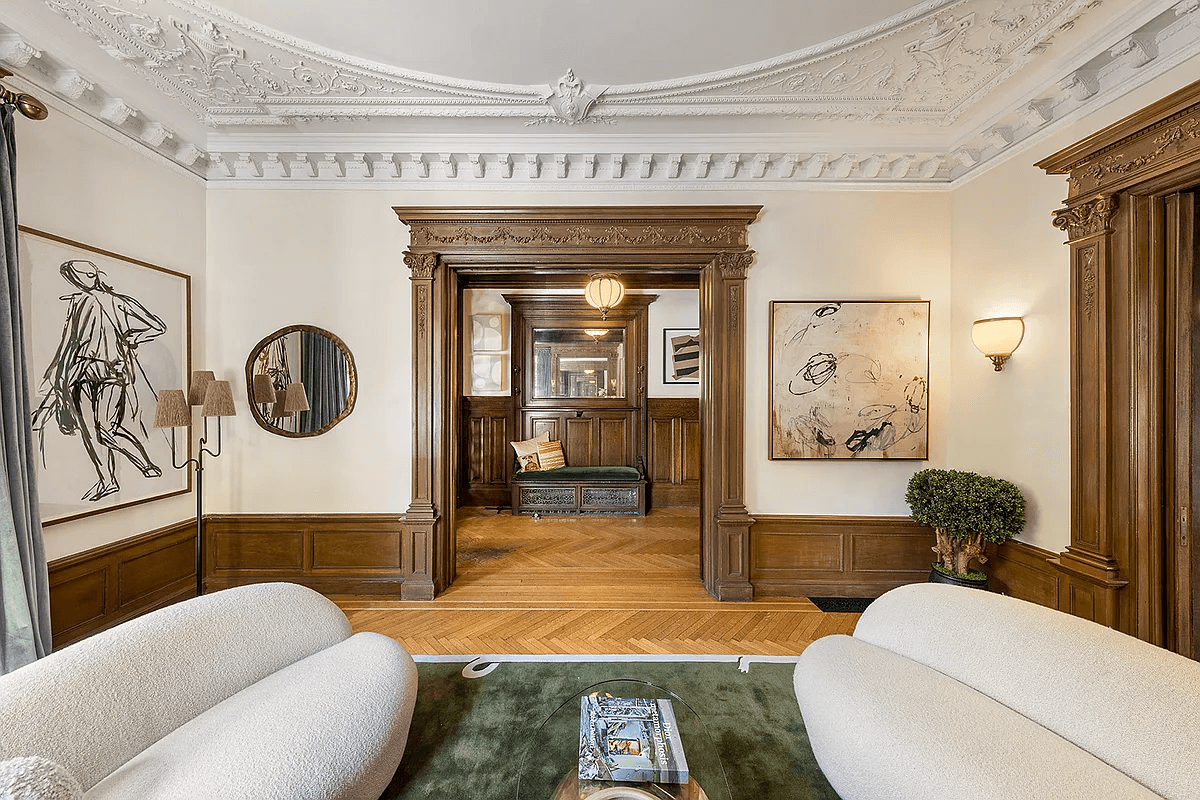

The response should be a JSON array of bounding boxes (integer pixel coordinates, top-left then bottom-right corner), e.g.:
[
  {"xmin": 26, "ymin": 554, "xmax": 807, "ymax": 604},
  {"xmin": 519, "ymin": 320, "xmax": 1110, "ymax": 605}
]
[{"xmin": 512, "ymin": 465, "xmax": 641, "ymax": 483}]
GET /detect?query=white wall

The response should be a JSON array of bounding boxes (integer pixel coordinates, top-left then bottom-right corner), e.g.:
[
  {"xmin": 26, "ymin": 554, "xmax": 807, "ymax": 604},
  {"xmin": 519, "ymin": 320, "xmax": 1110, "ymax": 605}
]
[
  {"xmin": 15, "ymin": 107, "xmax": 206, "ymax": 560},
  {"xmin": 648, "ymin": 289, "xmax": 700, "ymax": 399},
  {"xmin": 204, "ymin": 188, "xmax": 952, "ymax": 519},
  {"xmin": 948, "ymin": 55, "xmax": 1200, "ymax": 554}
]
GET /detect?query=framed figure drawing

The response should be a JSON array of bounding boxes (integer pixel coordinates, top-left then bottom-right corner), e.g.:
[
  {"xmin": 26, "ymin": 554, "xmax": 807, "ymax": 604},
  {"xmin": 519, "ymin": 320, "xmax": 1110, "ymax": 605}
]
[
  {"xmin": 664, "ymin": 328, "xmax": 700, "ymax": 384},
  {"xmin": 19, "ymin": 226, "xmax": 192, "ymax": 524},
  {"xmin": 769, "ymin": 301, "xmax": 929, "ymax": 460}
]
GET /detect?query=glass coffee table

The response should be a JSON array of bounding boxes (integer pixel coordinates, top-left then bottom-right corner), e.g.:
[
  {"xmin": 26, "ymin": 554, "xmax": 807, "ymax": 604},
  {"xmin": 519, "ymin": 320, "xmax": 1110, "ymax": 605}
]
[{"xmin": 516, "ymin": 680, "xmax": 732, "ymax": 800}]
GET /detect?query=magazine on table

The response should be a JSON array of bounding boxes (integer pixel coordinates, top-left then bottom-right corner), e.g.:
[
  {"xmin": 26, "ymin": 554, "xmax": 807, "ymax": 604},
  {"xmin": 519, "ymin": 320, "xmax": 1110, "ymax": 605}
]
[{"xmin": 578, "ymin": 694, "xmax": 689, "ymax": 783}]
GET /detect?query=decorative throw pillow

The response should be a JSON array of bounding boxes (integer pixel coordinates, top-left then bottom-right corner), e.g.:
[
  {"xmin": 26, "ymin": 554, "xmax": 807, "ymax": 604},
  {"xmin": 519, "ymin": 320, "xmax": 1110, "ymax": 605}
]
[
  {"xmin": 510, "ymin": 431, "xmax": 550, "ymax": 472},
  {"xmin": 0, "ymin": 756, "xmax": 84, "ymax": 800},
  {"xmin": 536, "ymin": 439, "xmax": 567, "ymax": 471}
]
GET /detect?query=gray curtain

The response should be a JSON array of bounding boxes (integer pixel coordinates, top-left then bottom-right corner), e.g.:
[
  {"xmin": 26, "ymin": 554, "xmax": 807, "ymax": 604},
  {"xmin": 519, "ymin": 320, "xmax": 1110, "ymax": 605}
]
[
  {"xmin": 0, "ymin": 105, "xmax": 51, "ymax": 673},
  {"xmin": 298, "ymin": 331, "xmax": 348, "ymax": 434}
]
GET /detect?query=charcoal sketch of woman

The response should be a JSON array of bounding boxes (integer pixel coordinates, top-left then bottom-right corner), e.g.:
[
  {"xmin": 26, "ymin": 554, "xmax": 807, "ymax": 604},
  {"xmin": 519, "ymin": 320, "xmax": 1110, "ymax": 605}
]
[{"xmin": 31, "ymin": 260, "xmax": 167, "ymax": 501}]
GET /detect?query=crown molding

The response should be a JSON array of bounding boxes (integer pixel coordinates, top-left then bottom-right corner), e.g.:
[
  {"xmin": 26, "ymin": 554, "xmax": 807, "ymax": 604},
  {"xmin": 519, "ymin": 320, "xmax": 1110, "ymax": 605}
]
[{"xmin": 0, "ymin": 0, "xmax": 1192, "ymax": 187}]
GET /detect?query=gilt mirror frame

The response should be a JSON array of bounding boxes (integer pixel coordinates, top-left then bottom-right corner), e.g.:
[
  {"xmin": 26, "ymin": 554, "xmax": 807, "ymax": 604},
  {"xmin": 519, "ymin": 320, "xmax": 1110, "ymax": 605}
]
[{"xmin": 244, "ymin": 324, "xmax": 358, "ymax": 438}]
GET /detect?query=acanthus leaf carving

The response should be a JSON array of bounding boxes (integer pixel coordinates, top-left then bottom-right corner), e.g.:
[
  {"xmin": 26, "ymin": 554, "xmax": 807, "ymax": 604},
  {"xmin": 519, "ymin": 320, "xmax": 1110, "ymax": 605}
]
[
  {"xmin": 540, "ymin": 69, "xmax": 608, "ymax": 125},
  {"xmin": 712, "ymin": 252, "xmax": 754, "ymax": 280},
  {"xmin": 1080, "ymin": 244, "xmax": 1097, "ymax": 321},
  {"xmin": 403, "ymin": 251, "xmax": 438, "ymax": 279},
  {"xmin": 1052, "ymin": 195, "xmax": 1118, "ymax": 240}
]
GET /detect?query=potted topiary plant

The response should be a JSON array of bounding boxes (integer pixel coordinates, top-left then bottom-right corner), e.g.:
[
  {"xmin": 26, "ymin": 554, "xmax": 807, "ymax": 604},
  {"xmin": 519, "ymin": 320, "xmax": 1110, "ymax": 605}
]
[{"xmin": 904, "ymin": 468, "xmax": 1026, "ymax": 589}]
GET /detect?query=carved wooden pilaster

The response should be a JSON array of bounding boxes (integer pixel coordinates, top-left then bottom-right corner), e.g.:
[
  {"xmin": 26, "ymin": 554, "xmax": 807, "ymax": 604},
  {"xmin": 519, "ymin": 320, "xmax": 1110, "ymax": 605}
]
[
  {"xmin": 1051, "ymin": 197, "xmax": 1128, "ymax": 630},
  {"xmin": 401, "ymin": 250, "xmax": 440, "ymax": 600},
  {"xmin": 702, "ymin": 251, "xmax": 755, "ymax": 601}
]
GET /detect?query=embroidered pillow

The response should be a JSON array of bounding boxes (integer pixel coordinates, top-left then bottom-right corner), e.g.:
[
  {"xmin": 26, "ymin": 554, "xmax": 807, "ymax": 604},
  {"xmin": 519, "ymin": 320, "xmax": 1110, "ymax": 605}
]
[
  {"xmin": 510, "ymin": 432, "xmax": 550, "ymax": 472},
  {"xmin": 536, "ymin": 439, "xmax": 567, "ymax": 471}
]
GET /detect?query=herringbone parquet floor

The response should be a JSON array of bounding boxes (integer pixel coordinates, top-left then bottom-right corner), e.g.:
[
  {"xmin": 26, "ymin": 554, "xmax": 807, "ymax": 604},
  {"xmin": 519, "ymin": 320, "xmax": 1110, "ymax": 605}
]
[{"xmin": 336, "ymin": 507, "xmax": 859, "ymax": 656}]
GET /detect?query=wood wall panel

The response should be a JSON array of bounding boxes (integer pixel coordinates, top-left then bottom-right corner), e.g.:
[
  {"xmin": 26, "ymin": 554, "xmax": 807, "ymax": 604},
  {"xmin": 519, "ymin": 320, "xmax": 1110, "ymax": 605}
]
[
  {"xmin": 986, "ymin": 539, "xmax": 1060, "ymax": 609},
  {"xmin": 48, "ymin": 520, "xmax": 195, "ymax": 649},
  {"xmin": 646, "ymin": 398, "xmax": 700, "ymax": 506},
  {"xmin": 460, "ymin": 396, "xmax": 514, "ymax": 507},
  {"xmin": 205, "ymin": 514, "xmax": 406, "ymax": 596},
  {"xmin": 751, "ymin": 515, "xmax": 932, "ymax": 598}
]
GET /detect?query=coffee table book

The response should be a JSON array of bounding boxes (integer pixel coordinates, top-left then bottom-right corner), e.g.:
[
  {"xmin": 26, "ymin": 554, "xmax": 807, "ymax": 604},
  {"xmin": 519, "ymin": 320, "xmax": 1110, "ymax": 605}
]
[{"xmin": 578, "ymin": 695, "xmax": 689, "ymax": 783}]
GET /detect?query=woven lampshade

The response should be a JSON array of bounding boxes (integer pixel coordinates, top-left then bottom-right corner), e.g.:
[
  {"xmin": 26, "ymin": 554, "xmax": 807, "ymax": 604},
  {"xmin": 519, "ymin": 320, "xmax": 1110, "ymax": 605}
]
[
  {"xmin": 187, "ymin": 370, "xmax": 216, "ymax": 405},
  {"xmin": 268, "ymin": 401, "xmax": 292, "ymax": 418},
  {"xmin": 584, "ymin": 273, "xmax": 625, "ymax": 318},
  {"xmin": 201, "ymin": 380, "xmax": 237, "ymax": 417},
  {"xmin": 153, "ymin": 389, "xmax": 191, "ymax": 428},
  {"xmin": 283, "ymin": 382, "xmax": 310, "ymax": 413},
  {"xmin": 251, "ymin": 373, "xmax": 277, "ymax": 404}
]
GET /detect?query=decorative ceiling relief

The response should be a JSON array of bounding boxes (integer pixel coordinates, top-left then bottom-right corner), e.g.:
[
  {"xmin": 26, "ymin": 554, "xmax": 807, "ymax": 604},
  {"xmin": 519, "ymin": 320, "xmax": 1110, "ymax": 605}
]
[
  {"xmin": 0, "ymin": 0, "xmax": 1192, "ymax": 183},
  {"xmin": 40, "ymin": 0, "xmax": 1117, "ymax": 127}
]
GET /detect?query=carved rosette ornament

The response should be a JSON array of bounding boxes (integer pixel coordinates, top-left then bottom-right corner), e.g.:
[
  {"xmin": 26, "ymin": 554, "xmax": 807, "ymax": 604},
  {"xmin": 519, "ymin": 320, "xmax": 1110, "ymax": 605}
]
[
  {"xmin": 403, "ymin": 251, "xmax": 438, "ymax": 279},
  {"xmin": 1052, "ymin": 196, "xmax": 1118, "ymax": 241}
]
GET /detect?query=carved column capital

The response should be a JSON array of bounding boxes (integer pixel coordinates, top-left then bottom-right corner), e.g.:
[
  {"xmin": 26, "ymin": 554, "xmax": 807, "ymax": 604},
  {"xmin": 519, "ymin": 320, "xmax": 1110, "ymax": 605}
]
[
  {"xmin": 711, "ymin": 251, "xmax": 754, "ymax": 279},
  {"xmin": 403, "ymin": 251, "xmax": 439, "ymax": 279},
  {"xmin": 1052, "ymin": 195, "xmax": 1118, "ymax": 240}
]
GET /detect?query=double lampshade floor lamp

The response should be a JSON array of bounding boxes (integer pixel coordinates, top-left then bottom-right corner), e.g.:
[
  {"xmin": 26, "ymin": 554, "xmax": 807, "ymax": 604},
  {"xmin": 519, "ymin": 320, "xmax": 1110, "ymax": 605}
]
[{"xmin": 153, "ymin": 371, "xmax": 236, "ymax": 597}]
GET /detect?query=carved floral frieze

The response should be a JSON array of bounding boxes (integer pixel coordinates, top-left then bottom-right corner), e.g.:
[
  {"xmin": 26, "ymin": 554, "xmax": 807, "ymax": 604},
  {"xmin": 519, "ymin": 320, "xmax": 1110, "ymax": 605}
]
[
  {"xmin": 406, "ymin": 223, "xmax": 747, "ymax": 250},
  {"xmin": 1068, "ymin": 116, "xmax": 1200, "ymax": 195}
]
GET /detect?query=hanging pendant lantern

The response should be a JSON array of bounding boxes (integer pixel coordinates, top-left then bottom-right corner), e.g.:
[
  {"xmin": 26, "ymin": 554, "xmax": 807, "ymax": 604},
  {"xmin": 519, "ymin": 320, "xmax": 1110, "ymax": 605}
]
[{"xmin": 584, "ymin": 273, "xmax": 625, "ymax": 320}]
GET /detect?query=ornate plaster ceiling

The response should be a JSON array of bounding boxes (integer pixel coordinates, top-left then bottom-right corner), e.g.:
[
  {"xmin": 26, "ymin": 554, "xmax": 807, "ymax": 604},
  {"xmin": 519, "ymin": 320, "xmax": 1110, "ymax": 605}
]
[{"xmin": 0, "ymin": 0, "xmax": 1197, "ymax": 184}]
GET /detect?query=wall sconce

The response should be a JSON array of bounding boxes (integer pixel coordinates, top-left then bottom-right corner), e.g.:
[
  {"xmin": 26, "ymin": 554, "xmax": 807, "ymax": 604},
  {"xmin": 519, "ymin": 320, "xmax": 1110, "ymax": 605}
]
[
  {"xmin": 153, "ymin": 370, "xmax": 237, "ymax": 596},
  {"xmin": 584, "ymin": 273, "xmax": 625, "ymax": 319},
  {"xmin": 972, "ymin": 317, "xmax": 1025, "ymax": 371}
]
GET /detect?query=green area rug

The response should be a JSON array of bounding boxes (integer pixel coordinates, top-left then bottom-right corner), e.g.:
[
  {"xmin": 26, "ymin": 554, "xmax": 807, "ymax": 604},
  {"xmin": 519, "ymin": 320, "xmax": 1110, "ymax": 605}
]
[{"xmin": 382, "ymin": 658, "xmax": 840, "ymax": 800}]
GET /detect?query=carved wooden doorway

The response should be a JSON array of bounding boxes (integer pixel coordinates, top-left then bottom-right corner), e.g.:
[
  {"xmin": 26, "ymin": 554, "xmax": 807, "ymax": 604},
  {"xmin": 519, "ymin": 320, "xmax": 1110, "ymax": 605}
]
[{"xmin": 393, "ymin": 206, "xmax": 761, "ymax": 601}]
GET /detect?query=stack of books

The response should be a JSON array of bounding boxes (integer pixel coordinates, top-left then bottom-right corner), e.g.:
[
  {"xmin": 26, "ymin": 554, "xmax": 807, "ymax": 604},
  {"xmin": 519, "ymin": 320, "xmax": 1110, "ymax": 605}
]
[{"xmin": 578, "ymin": 694, "xmax": 689, "ymax": 784}]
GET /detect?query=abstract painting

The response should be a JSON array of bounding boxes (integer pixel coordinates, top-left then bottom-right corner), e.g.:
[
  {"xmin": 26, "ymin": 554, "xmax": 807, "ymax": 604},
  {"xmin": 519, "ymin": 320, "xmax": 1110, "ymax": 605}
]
[
  {"xmin": 664, "ymin": 328, "xmax": 700, "ymax": 384},
  {"xmin": 19, "ymin": 227, "xmax": 191, "ymax": 524},
  {"xmin": 770, "ymin": 301, "xmax": 929, "ymax": 460}
]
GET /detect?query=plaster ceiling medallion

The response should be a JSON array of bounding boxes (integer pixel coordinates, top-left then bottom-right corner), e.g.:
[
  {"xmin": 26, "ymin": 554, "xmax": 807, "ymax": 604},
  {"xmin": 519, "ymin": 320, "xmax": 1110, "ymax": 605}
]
[{"xmin": 42, "ymin": 0, "xmax": 1118, "ymax": 128}]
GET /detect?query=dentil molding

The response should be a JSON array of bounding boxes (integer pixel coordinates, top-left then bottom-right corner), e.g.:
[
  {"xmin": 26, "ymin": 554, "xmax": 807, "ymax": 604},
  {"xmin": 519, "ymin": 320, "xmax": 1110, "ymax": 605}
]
[{"xmin": 0, "ymin": 0, "xmax": 1196, "ymax": 185}]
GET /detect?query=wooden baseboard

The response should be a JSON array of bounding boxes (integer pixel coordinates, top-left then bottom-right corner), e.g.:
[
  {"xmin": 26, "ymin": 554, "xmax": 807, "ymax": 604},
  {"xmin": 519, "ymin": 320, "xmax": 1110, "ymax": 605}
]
[
  {"xmin": 204, "ymin": 514, "xmax": 406, "ymax": 596},
  {"xmin": 48, "ymin": 520, "xmax": 196, "ymax": 649},
  {"xmin": 751, "ymin": 515, "xmax": 934, "ymax": 598}
]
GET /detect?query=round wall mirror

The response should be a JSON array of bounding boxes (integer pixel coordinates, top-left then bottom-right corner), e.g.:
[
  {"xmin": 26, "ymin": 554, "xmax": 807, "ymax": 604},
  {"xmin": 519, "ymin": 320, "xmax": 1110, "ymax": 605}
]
[{"xmin": 245, "ymin": 325, "xmax": 357, "ymax": 437}]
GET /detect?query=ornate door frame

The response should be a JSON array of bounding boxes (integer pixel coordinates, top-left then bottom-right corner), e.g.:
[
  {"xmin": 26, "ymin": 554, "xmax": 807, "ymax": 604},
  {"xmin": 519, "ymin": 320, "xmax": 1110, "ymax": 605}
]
[{"xmin": 393, "ymin": 206, "xmax": 761, "ymax": 600}]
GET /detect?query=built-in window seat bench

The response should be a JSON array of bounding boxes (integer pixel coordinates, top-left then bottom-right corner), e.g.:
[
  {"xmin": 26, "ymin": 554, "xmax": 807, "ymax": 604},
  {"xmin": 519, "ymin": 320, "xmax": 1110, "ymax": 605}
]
[{"xmin": 511, "ymin": 466, "xmax": 647, "ymax": 517}]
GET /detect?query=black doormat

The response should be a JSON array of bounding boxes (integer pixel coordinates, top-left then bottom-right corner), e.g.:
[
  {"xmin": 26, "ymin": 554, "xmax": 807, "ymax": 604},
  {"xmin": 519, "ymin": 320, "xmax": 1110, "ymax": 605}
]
[{"xmin": 808, "ymin": 597, "xmax": 875, "ymax": 613}]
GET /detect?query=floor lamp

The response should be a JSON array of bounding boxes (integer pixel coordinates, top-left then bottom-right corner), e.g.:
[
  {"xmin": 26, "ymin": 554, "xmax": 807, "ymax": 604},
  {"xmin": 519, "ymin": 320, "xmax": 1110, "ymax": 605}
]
[{"xmin": 154, "ymin": 371, "xmax": 237, "ymax": 597}]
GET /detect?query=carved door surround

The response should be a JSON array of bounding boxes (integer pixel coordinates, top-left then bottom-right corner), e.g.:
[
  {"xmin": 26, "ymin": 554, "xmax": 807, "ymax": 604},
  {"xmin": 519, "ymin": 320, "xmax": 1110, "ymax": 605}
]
[
  {"xmin": 393, "ymin": 206, "xmax": 761, "ymax": 601},
  {"xmin": 1038, "ymin": 79, "xmax": 1200, "ymax": 654}
]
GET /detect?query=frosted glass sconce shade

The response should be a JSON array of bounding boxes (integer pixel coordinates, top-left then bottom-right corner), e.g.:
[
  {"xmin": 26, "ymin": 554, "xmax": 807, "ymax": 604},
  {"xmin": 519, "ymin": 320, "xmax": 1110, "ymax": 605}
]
[
  {"xmin": 201, "ymin": 380, "xmax": 237, "ymax": 417},
  {"xmin": 251, "ymin": 374, "xmax": 277, "ymax": 404},
  {"xmin": 972, "ymin": 317, "xmax": 1025, "ymax": 371},
  {"xmin": 584, "ymin": 274, "xmax": 625, "ymax": 319},
  {"xmin": 153, "ymin": 389, "xmax": 191, "ymax": 428},
  {"xmin": 187, "ymin": 370, "xmax": 216, "ymax": 405}
]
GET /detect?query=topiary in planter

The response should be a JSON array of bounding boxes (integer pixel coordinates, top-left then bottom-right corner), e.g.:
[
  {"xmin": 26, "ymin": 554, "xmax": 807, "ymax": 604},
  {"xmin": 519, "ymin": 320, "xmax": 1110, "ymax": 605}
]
[{"xmin": 905, "ymin": 468, "xmax": 1026, "ymax": 578}]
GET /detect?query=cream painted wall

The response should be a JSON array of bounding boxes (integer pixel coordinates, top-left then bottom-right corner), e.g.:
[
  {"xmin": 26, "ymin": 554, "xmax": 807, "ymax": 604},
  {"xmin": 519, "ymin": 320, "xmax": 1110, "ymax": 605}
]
[
  {"xmin": 204, "ymin": 188, "xmax": 951, "ymax": 518},
  {"xmin": 949, "ymin": 56, "xmax": 1200, "ymax": 555},
  {"xmin": 15, "ymin": 108, "xmax": 206, "ymax": 560}
]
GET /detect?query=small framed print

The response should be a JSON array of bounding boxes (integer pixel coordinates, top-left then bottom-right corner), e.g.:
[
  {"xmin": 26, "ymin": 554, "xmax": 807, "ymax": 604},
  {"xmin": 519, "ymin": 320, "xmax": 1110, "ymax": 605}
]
[{"xmin": 664, "ymin": 328, "xmax": 700, "ymax": 384}]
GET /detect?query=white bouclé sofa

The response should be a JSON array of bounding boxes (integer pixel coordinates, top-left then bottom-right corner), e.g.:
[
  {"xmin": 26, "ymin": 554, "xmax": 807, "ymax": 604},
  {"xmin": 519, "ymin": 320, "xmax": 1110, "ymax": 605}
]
[
  {"xmin": 795, "ymin": 583, "xmax": 1200, "ymax": 800},
  {"xmin": 0, "ymin": 582, "xmax": 418, "ymax": 799}
]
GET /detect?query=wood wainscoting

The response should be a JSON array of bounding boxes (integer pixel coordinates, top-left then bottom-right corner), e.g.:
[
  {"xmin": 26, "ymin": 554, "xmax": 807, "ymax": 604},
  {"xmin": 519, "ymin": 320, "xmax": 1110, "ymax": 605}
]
[
  {"xmin": 647, "ymin": 398, "xmax": 700, "ymax": 507},
  {"xmin": 204, "ymin": 514, "xmax": 406, "ymax": 596},
  {"xmin": 47, "ymin": 520, "xmax": 196, "ymax": 649},
  {"xmin": 987, "ymin": 539, "xmax": 1061, "ymax": 608},
  {"xmin": 751, "ymin": 516, "xmax": 934, "ymax": 597}
]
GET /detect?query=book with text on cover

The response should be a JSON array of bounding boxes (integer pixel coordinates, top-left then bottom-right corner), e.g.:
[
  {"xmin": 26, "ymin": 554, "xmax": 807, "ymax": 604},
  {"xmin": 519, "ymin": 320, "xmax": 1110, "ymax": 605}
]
[{"xmin": 578, "ymin": 695, "xmax": 689, "ymax": 783}]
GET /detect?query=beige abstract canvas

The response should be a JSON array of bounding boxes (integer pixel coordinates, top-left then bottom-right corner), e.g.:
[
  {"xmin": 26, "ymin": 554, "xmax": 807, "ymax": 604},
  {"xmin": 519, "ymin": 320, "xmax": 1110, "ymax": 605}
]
[{"xmin": 770, "ymin": 300, "xmax": 929, "ymax": 459}]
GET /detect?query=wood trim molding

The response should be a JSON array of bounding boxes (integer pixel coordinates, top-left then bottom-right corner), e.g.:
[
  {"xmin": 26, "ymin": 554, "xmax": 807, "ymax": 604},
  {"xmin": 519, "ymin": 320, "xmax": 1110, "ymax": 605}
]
[
  {"xmin": 47, "ymin": 520, "xmax": 195, "ymax": 649},
  {"xmin": 750, "ymin": 515, "xmax": 934, "ymax": 598},
  {"xmin": 986, "ymin": 539, "xmax": 1061, "ymax": 610},
  {"xmin": 396, "ymin": 205, "xmax": 761, "ymax": 601},
  {"xmin": 204, "ymin": 514, "xmax": 406, "ymax": 596}
]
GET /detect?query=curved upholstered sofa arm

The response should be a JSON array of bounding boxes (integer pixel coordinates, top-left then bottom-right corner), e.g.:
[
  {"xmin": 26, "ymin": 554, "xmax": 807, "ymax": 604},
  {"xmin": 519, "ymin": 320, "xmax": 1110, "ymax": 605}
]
[{"xmin": 0, "ymin": 582, "xmax": 352, "ymax": 790}]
